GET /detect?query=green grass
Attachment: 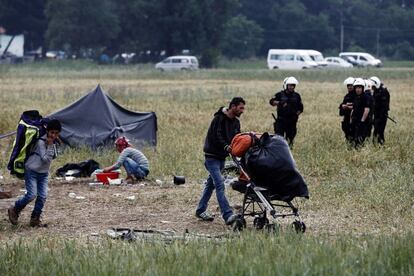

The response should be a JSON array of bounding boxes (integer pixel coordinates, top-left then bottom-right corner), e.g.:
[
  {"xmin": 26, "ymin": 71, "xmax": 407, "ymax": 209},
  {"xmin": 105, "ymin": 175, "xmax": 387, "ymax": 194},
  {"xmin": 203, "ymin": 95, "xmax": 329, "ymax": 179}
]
[
  {"xmin": 382, "ymin": 60, "xmax": 414, "ymax": 68},
  {"xmin": 0, "ymin": 232, "xmax": 413, "ymax": 275},
  {"xmin": 218, "ymin": 57, "xmax": 266, "ymax": 69}
]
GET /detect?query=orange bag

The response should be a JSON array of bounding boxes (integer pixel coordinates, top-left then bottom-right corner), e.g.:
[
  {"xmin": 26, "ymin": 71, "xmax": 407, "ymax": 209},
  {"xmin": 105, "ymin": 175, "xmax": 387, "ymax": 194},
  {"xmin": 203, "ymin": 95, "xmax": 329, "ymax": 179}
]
[{"xmin": 231, "ymin": 132, "xmax": 261, "ymax": 157}]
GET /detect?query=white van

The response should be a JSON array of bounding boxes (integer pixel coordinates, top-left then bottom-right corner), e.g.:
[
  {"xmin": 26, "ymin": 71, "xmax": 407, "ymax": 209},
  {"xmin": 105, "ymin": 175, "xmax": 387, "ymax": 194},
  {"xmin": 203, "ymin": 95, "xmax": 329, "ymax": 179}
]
[
  {"xmin": 267, "ymin": 49, "xmax": 318, "ymax": 70},
  {"xmin": 339, "ymin": 52, "xmax": 382, "ymax": 67},
  {"xmin": 305, "ymin": 50, "xmax": 327, "ymax": 67},
  {"xmin": 155, "ymin": 55, "xmax": 199, "ymax": 71}
]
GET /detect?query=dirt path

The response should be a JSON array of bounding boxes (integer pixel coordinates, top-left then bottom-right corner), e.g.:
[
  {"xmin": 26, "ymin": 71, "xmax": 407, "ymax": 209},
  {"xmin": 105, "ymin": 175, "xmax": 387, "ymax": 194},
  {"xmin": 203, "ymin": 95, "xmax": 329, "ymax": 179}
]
[
  {"xmin": 0, "ymin": 178, "xmax": 411, "ymax": 242},
  {"xmin": 0, "ymin": 179, "xmax": 238, "ymax": 241}
]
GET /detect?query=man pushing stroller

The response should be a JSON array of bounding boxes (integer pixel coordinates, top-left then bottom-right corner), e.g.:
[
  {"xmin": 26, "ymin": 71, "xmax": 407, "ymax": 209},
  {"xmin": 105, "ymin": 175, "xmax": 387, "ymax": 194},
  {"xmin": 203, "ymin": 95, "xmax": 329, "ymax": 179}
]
[{"xmin": 195, "ymin": 97, "xmax": 246, "ymax": 225}]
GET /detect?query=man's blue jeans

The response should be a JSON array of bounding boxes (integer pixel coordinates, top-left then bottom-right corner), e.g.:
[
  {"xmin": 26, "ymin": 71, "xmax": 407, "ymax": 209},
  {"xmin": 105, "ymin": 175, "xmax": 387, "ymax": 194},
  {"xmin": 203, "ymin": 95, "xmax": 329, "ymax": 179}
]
[
  {"xmin": 123, "ymin": 158, "xmax": 149, "ymax": 179},
  {"xmin": 14, "ymin": 169, "xmax": 48, "ymax": 217},
  {"xmin": 196, "ymin": 158, "xmax": 233, "ymax": 221}
]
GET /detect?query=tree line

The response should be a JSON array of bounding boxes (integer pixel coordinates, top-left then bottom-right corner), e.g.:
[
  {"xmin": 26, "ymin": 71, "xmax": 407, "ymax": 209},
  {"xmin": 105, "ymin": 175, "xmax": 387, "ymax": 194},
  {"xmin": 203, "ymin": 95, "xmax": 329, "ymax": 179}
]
[{"xmin": 1, "ymin": 0, "xmax": 414, "ymax": 66}]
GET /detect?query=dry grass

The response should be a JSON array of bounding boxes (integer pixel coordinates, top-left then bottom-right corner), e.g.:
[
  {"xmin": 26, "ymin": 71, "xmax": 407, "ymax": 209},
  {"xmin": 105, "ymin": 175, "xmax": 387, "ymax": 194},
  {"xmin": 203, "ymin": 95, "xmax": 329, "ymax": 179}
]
[{"xmin": 0, "ymin": 65, "xmax": 413, "ymax": 242}]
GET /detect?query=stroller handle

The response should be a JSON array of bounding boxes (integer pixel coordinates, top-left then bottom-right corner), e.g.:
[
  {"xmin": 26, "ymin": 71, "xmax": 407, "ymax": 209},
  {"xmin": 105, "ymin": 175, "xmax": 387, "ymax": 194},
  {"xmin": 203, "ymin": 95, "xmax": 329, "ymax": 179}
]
[{"xmin": 230, "ymin": 154, "xmax": 251, "ymax": 181}]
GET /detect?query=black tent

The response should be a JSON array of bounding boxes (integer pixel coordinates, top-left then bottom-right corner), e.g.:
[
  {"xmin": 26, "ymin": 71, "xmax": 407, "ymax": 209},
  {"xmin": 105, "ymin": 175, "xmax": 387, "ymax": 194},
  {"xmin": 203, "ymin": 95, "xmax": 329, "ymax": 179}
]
[{"xmin": 49, "ymin": 85, "xmax": 157, "ymax": 148}]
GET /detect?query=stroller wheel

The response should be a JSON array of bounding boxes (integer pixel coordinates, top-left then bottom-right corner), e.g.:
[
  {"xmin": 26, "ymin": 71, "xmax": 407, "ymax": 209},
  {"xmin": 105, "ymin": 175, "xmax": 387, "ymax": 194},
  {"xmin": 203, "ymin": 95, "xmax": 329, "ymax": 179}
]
[
  {"xmin": 253, "ymin": 216, "xmax": 269, "ymax": 230},
  {"xmin": 232, "ymin": 218, "xmax": 246, "ymax": 232},
  {"xmin": 292, "ymin": 221, "xmax": 306, "ymax": 233}
]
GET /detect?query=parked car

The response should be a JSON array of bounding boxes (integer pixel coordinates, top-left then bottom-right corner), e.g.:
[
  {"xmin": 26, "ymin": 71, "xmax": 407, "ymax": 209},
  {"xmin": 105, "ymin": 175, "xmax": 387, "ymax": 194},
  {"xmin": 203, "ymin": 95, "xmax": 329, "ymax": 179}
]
[
  {"xmin": 339, "ymin": 52, "xmax": 382, "ymax": 67},
  {"xmin": 324, "ymin": 57, "xmax": 353, "ymax": 68},
  {"xmin": 267, "ymin": 49, "xmax": 318, "ymax": 70},
  {"xmin": 305, "ymin": 50, "xmax": 328, "ymax": 67},
  {"xmin": 155, "ymin": 55, "xmax": 199, "ymax": 71}
]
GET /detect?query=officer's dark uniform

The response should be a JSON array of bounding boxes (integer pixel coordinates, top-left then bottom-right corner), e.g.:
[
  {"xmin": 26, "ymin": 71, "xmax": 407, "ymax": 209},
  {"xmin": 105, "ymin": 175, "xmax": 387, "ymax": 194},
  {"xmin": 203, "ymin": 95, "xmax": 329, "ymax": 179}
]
[
  {"xmin": 339, "ymin": 90, "xmax": 356, "ymax": 141},
  {"xmin": 351, "ymin": 92, "xmax": 371, "ymax": 147},
  {"xmin": 270, "ymin": 90, "xmax": 303, "ymax": 146},
  {"xmin": 373, "ymin": 85, "xmax": 390, "ymax": 144},
  {"xmin": 364, "ymin": 90, "xmax": 375, "ymax": 138}
]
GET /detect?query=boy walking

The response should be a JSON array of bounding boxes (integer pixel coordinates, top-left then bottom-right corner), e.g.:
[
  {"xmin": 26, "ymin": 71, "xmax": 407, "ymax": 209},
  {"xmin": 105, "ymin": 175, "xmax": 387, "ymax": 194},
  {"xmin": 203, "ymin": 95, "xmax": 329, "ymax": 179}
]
[{"xmin": 8, "ymin": 119, "xmax": 62, "ymax": 227}]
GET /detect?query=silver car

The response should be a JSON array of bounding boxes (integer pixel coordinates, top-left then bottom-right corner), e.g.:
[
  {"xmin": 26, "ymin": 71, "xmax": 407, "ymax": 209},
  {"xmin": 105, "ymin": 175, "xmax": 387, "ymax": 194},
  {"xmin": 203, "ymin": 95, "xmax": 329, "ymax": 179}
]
[
  {"xmin": 339, "ymin": 52, "xmax": 382, "ymax": 67},
  {"xmin": 155, "ymin": 55, "xmax": 199, "ymax": 71},
  {"xmin": 324, "ymin": 57, "xmax": 353, "ymax": 68}
]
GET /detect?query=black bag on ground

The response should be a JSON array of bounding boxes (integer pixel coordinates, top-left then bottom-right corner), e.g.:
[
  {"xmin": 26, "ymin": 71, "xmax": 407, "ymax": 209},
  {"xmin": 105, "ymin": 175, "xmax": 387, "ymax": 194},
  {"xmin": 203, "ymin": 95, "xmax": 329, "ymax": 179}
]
[
  {"xmin": 56, "ymin": 159, "xmax": 100, "ymax": 177},
  {"xmin": 244, "ymin": 132, "xmax": 309, "ymax": 201}
]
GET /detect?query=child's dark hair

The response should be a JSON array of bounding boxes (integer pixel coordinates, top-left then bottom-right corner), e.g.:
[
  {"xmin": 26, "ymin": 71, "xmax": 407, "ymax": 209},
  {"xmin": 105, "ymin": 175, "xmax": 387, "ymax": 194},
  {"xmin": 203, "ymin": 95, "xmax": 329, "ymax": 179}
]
[
  {"xmin": 229, "ymin": 97, "xmax": 246, "ymax": 109},
  {"xmin": 47, "ymin": 119, "xmax": 62, "ymax": 131}
]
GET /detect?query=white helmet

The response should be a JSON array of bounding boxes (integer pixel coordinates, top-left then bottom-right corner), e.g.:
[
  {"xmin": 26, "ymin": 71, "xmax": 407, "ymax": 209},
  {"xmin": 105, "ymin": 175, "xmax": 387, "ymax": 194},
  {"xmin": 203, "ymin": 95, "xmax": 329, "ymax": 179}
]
[
  {"xmin": 370, "ymin": 76, "xmax": 381, "ymax": 89},
  {"xmin": 353, "ymin": 78, "xmax": 365, "ymax": 87},
  {"xmin": 364, "ymin": 79, "xmax": 373, "ymax": 91},
  {"xmin": 285, "ymin": 76, "xmax": 298, "ymax": 86},
  {"xmin": 343, "ymin": 77, "xmax": 355, "ymax": 86},
  {"xmin": 282, "ymin": 77, "xmax": 289, "ymax": 89}
]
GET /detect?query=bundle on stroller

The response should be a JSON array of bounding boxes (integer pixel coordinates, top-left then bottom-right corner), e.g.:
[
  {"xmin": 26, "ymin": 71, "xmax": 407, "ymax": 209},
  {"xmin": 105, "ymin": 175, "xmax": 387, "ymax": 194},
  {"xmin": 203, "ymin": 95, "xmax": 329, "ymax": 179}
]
[{"xmin": 227, "ymin": 132, "xmax": 309, "ymax": 232}]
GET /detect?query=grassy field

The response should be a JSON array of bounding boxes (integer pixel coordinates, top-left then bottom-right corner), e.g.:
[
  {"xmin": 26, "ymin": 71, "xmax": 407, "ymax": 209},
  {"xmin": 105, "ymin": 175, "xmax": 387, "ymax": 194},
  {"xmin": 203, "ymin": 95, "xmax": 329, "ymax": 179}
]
[
  {"xmin": 0, "ymin": 63, "xmax": 413, "ymax": 275},
  {"xmin": 1, "ymin": 233, "xmax": 413, "ymax": 275}
]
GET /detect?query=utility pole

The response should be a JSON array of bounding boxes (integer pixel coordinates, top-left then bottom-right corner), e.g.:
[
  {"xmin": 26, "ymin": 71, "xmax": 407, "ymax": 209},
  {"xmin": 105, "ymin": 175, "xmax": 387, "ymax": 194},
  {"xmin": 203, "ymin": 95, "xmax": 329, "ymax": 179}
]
[
  {"xmin": 376, "ymin": 29, "xmax": 380, "ymax": 57},
  {"xmin": 340, "ymin": 13, "xmax": 344, "ymax": 52}
]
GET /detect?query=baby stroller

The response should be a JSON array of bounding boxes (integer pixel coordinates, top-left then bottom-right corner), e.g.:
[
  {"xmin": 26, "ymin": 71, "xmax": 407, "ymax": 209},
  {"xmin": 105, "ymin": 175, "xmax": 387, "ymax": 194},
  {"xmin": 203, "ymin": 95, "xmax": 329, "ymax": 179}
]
[{"xmin": 228, "ymin": 132, "xmax": 309, "ymax": 232}]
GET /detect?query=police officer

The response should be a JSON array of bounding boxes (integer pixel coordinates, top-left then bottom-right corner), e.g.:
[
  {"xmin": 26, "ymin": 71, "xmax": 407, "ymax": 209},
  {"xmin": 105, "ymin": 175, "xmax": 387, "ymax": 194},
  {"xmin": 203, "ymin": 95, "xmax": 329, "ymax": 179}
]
[
  {"xmin": 350, "ymin": 78, "xmax": 371, "ymax": 148},
  {"xmin": 370, "ymin": 76, "xmax": 390, "ymax": 145},
  {"xmin": 269, "ymin": 76, "xmax": 303, "ymax": 146},
  {"xmin": 363, "ymin": 79, "xmax": 375, "ymax": 138},
  {"xmin": 339, "ymin": 77, "xmax": 356, "ymax": 142}
]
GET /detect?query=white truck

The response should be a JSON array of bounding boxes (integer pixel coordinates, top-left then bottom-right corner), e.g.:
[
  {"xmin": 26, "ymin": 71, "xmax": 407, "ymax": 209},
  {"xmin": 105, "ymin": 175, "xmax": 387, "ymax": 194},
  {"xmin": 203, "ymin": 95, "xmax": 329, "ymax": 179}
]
[
  {"xmin": 267, "ymin": 49, "xmax": 318, "ymax": 70},
  {"xmin": 305, "ymin": 50, "xmax": 328, "ymax": 68}
]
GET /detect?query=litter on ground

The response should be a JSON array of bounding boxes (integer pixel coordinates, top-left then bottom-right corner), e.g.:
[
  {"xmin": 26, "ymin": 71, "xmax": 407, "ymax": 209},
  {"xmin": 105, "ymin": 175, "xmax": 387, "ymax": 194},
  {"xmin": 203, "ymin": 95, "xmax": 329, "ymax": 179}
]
[
  {"xmin": 126, "ymin": 195, "xmax": 136, "ymax": 201},
  {"xmin": 106, "ymin": 228, "xmax": 230, "ymax": 243}
]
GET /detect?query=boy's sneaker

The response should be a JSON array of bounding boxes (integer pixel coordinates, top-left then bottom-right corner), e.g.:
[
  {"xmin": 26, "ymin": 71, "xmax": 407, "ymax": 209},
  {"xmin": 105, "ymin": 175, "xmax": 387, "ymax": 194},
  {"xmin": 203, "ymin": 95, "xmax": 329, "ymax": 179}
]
[
  {"xmin": 225, "ymin": 214, "xmax": 239, "ymax": 225},
  {"xmin": 8, "ymin": 206, "xmax": 19, "ymax": 225},
  {"xmin": 196, "ymin": 211, "xmax": 214, "ymax": 222},
  {"xmin": 0, "ymin": 191, "xmax": 12, "ymax": 199}
]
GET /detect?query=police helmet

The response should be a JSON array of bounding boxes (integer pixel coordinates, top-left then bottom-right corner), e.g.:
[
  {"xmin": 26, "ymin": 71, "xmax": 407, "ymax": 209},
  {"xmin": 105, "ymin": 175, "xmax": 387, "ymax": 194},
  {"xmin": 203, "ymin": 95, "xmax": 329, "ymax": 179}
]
[
  {"xmin": 353, "ymin": 78, "xmax": 365, "ymax": 87},
  {"xmin": 285, "ymin": 76, "xmax": 298, "ymax": 86},
  {"xmin": 282, "ymin": 77, "xmax": 289, "ymax": 89},
  {"xmin": 364, "ymin": 79, "xmax": 373, "ymax": 91},
  {"xmin": 370, "ymin": 76, "xmax": 381, "ymax": 89},
  {"xmin": 343, "ymin": 77, "xmax": 355, "ymax": 86}
]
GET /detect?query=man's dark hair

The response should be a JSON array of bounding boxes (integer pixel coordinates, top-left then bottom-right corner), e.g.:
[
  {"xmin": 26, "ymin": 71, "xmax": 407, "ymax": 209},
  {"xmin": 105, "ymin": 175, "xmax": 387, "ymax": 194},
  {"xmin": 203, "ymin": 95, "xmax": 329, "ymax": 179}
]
[
  {"xmin": 47, "ymin": 119, "xmax": 62, "ymax": 132},
  {"xmin": 229, "ymin": 97, "xmax": 246, "ymax": 108}
]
